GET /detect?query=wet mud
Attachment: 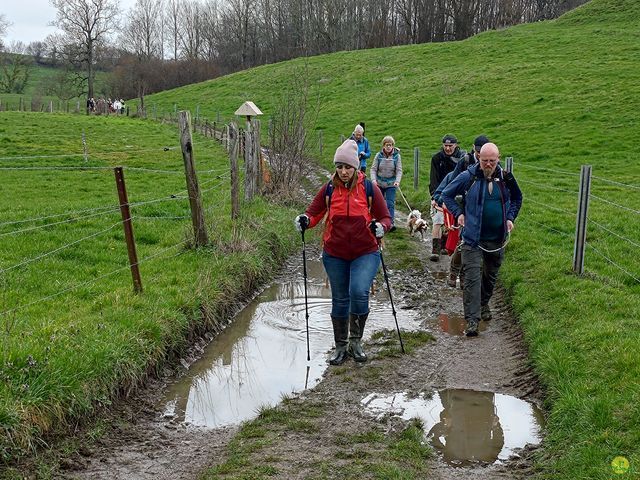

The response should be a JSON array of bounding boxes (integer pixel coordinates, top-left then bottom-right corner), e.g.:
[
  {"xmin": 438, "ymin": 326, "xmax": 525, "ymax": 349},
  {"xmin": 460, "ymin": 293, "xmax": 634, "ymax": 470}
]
[{"xmin": 51, "ymin": 222, "xmax": 543, "ymax": 480}]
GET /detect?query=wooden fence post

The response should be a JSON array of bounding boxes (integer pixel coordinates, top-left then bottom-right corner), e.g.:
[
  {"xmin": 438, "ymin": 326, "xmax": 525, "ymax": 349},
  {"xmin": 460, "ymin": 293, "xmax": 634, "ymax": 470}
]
[
  {"xmin": 49, "ymin": 100, "xmax": 53, "ymax": 113},
  {"xmin": 229, "ymin": 122, "xmax": 240, "ymax": 220},
  {"xmin": 82, "ymin": 131, "xmax": 88, "ymax": 163},
  {"xmin": 244, "ymin": 120, "xmax": 257, "ymax": 201},
  {"xmin": 178, "ymin": 111, "xmax": 209, "ymax": 247},
  {"xmin": 573, "ymin": 165, "xmax": 592, "ymax": 275},
  {"xmin": 114, "ymin": 167, "xmax": 143, "ymax": 293},
  {"xmin": 413, "ymin": 147, "xmax": 420, "ymax": 190}
]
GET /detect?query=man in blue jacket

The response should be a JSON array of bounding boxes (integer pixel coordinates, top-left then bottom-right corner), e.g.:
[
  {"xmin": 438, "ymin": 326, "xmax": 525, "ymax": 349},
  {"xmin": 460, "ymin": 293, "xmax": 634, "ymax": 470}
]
[
  {"xmin": 441, "ymin": 143, "xmax": 522, "ymax": 337},
  {"xmin": 350, "ymin": 124, "xmax": 371, "ymax": 172}
]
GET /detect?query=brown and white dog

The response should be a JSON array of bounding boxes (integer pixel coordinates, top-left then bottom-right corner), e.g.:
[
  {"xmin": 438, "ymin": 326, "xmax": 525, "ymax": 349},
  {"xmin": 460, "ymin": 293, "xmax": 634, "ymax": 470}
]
[{"xmin": 407, "ymin": 209, "xmax": 429, "ymax": 240}]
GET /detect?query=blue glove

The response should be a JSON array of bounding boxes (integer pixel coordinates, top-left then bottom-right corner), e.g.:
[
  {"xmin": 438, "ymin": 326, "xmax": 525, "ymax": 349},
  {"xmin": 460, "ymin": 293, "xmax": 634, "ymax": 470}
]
[{"xmin": 295, "ymin": 214, "xmax": 309, "ymax": 232}]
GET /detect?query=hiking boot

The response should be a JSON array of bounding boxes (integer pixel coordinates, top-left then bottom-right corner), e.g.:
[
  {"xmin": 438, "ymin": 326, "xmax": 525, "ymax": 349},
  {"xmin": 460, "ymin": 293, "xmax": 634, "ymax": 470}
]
[
  {"xmin": 348, "ymin": 313, "xmax": 368, "ymax": 362},
  {"xmin": 329, "ymin": 316, "xmax": 349, "ymax": 365},
  {"xmin": 430, "ymin": 238, "xmax": 440, "ymax": 262},
  {"xmin": 481, "ymin": 304, "xmax": 492, "ymax": 321},
  {"xmin": 447, "ymin": 272, "xmax": 457, "ymax": 288},
  {"xmin": 465, "ymin": 319, "xmax": 479, "ymax": 337},
  {"xmin": 440, "ymin": 234, "xmax": 448, "ymax": 254}
]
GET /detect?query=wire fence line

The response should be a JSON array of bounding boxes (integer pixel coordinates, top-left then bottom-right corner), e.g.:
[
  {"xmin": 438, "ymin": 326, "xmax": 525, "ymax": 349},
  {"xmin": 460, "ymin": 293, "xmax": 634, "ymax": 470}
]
[
  {"xmin": 526, "ymin": 197, "xmax": 576, "ymax": 216},
  {"xmin": 591, "ymin": 175, "xmax": 640, "ymax": 191},
  {"xmin": 588, "ymin": 217, "xmax": 640, "ymax": 249},
  {"xmin": 585, "ymin": 242, "xmax": 640, "ymax": 284},
  {"xmin": 518, "ymin": 178, "xmax": 579, "ymax": 195},
  {"xmin": 521, "ymin": 213, "xmax": 574, "ymax": 238},
  {"xmin": 588, "ymin": 193, "xmax": 640, "ymax": 216},
  {"xmin": 0, "ymin": 220, "xmax": 124, "ymax": 275},
  {"xmin": 0, "ymin": 203, "xmax": 121, "ymax": 227},
  {"xmin": 0, "ymin": 238, "xmax": 189, "ymax": 318},
  {"xmin": 516, "ymin": 162, "xmax": 581, "ymax": 178},
  {"xmin": 0, "ymin": 208, "xmax": 122, "ymax": 238},
  {"xmin": 0, "ymin": 146, "xmax": 181, "ymax": 162}
]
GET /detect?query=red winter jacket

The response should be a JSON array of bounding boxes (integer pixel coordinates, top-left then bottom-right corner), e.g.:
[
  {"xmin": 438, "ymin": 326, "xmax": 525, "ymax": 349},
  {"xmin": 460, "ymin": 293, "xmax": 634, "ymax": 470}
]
[{"xmin": 306, "ymin": 171, "xmax": 392, "ymax": 260}]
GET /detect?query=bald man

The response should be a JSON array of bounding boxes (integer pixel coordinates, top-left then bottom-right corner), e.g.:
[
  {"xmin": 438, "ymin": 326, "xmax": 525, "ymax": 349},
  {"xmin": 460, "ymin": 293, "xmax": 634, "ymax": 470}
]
[{"xmin": 440, "ymin": 143, "xmax": 522, "ymax": 336}]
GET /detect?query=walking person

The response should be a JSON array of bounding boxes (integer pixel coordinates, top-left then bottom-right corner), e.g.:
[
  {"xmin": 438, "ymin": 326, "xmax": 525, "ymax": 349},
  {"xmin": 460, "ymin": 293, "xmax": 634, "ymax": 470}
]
[
  {"xmin": 429, "ymin": 134, "xmax": 465, "ymax": 261},
  {"xmin": 441, "ymin": 143, "xmax": 522, "ymax": 337},
  {"xmin": 350, "ymin": 124, "xmax": 371, "ymax": 173},
  {"xmin": 371, "ymin": 135, "xmax": 402, "ymax": 231},
  {"xmin": 446, "ymin": 135, "xmax": 490, "ymax": 287},
  {"xmin": 294, "ymin": 139, "xmax": 392, "ymax": 364}
]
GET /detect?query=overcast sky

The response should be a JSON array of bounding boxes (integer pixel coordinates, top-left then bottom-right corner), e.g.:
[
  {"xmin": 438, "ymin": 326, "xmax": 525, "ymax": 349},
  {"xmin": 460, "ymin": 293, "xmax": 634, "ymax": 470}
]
[{"xmin": 2, "ymin": 0, "xmax": 137, "ymax": 46}]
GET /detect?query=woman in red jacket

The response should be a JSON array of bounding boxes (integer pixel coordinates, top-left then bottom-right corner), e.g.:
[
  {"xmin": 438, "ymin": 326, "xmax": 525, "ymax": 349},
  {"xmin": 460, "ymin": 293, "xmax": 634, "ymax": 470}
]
[{"xmin": 295, "ymin": 140, "xmax": 392, "ymax": 365}]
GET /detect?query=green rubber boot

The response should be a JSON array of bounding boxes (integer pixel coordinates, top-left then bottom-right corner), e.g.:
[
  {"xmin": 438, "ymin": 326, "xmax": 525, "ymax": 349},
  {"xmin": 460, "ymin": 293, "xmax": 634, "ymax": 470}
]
[
  {"xmin": 348, "ymin": 313, "xmax": 368, "ymax": 362},
  {"xmin": 329, "ymin": 316, "xmax": 349, "ymax": 365}
]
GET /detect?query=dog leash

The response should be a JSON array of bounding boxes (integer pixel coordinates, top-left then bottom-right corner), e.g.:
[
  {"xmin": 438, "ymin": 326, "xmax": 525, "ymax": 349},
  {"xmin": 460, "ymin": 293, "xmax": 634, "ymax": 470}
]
[{"xmin": 397, "ymin": 186, "xmax": 414, "ymax": 212}]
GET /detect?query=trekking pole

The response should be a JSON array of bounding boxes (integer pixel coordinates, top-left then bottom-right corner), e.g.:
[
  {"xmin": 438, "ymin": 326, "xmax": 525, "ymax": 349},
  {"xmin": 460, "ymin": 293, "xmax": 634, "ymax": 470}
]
[
  {"xmin": 372, "ymin": 222, "xmax": 405, "ymax": 353},
  {"xmin": 301, "ymin": 227, "xmax": 311, "ymax": 361},
  {"xmin": 397, "ymin": 186, "xmax": 413, "ymax": 212}
]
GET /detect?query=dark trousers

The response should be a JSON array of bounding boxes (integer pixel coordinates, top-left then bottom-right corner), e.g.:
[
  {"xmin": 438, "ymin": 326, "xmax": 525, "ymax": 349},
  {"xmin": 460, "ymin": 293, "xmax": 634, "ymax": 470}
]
[{"xmin": 461, "ymin": 242, "xmax": 504, "ymax": 322}]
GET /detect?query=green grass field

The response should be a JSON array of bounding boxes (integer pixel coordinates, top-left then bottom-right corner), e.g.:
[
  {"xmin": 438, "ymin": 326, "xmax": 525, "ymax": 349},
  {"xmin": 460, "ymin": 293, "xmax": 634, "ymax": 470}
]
[
  {"xmin": 2, "ymin": 0, "xmax": 640, "ymax": 477},
  {"xmin": 0, "ymin": 62, "xmax": 110, "ymax": 112},
  {"xmin": 131, "ymin": 0, "xmax": 640, "ymax": 478},
  {"xmin": 0, "ymin": 112, "xmax": 300, "ymax": 465}
]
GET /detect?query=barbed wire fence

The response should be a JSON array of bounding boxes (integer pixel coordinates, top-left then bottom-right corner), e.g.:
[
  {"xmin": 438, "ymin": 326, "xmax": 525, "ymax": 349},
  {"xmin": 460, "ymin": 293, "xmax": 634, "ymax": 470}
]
[
  {"xmin": 0, "ymin": 111, "xmax": 242, "ymax": 319},
  {"xmin": 515, "ymin": 161, "xmax": 640, "ymax": 286}
]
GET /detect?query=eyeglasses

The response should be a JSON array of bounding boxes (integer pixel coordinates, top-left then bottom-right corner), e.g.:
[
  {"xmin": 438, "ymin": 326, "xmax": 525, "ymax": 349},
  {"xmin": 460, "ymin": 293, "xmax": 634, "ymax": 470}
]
[
  {"xmin": 335, "ymin": 164, "xmax": 355, "ymax": 170},
  {"xmin": 383, "ymin": 143, "xmax": 394, "ymax": 147},
  {"xmin": 480, "ymin": 158, "xmax": 499, "ymax": 164}
]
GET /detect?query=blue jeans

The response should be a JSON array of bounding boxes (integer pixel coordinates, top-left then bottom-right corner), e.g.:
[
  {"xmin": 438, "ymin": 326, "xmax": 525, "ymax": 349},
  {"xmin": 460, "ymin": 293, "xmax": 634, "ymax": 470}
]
[
  {"xmin": 322, "ymin": 251, "xmax": 381, "ymax": 318},
  {"xmin": 379, "ymin": 186, "xmax": 396, "ymax": 225}
]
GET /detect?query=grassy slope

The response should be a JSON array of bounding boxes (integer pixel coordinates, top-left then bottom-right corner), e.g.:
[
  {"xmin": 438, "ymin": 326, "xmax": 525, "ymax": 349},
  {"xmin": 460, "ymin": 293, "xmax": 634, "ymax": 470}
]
[
  {"xmin": 134, "ymin": 1, "xmax": 640, "ymax": 478},
  {"xmin": 0, "ymin": 113, "xmax": 300, "ymax": 465},
  {"xmin": 0, "ymin": 62, "xmax": 109, "ymax": 110}
]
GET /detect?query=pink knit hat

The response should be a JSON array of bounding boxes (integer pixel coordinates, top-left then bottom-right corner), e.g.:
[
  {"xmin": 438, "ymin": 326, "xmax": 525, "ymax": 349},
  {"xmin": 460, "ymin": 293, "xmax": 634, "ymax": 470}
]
[{"xmin": 333, "ymin": 139, "xmax": 359, "ymax": 170}]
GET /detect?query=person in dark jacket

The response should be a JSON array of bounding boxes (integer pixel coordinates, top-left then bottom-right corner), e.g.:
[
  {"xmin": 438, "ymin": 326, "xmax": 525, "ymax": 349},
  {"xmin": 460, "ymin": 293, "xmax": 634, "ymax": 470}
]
[
  {"xmin": 445, "ymin": 134, "xmax": 490, "ymax": 286},
  {"xmin": 350, "ymin": 124, "xmax": 371, "ymax": 173},
  {"xmin": 295, "ymin": 139, "xmax": 391, "ymax": 364},
  {"xmin": 371, "ymin": 135, "xmax": 402, "ymax": 231},
  {"xmin": 441, "ymin": 143, "xmax": 522, "ymax": 337},
  {"xmin": 429, "ymin": 134, "xmax": 465, "ymax": 261}
]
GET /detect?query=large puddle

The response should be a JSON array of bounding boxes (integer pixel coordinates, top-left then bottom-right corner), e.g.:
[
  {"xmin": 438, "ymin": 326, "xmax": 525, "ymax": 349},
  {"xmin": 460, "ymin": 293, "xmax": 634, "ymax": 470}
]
[
  {"xmin": 361, "ymin": 390, "xmax": 544, "ymax": 466},
  {"xmin": 160, "ymin": 257, "xmax": 421, "ymax": 428}
]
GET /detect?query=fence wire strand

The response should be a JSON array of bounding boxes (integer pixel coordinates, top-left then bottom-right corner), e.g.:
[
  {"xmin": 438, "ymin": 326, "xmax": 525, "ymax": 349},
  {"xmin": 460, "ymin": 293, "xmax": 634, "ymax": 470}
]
[
  {"xmin": 0, "ymin": 239, "xmax": 189, "ymax": 317},
  {"xmin": 0, "ymin": 221, "xmax": 123, "ymax": 274},
  {"xmin": 518, "ymin": 178, "xmax": 578, "ymax": 195},
  {"xmin": 515, "ymin": 162, "xmax": 581, "ymax": 178},
  {"xmin": 589, "ymin": 193, "xmax": 640, "ymax": 216},
  {"xmin": 587, "ymin": 218, "xmax": 640, "ymax": 249},
  {"xmin": 585, "ymin": 243, "xmax": 640, "ymax": 284}
]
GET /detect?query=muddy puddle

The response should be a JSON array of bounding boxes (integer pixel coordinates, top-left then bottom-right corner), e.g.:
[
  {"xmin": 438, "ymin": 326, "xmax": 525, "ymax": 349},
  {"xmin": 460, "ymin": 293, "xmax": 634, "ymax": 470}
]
[
  {"xmin": 361, "ymin": 389, "xmax": 544, "ymax": 466},
  {"xmin": 437, "ymin": 312, "xmax": 488, "ymax": 336},
  {"xmin": 159, "ymin": 257, "xmax": 421, "ymax": 428}
]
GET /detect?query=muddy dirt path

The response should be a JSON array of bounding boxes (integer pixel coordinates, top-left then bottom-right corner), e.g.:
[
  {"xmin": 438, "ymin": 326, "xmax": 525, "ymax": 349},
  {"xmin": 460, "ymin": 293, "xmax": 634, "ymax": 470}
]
[{"xmin": 52, "ymin": 225, "xmax": 543, "ymax": 480}]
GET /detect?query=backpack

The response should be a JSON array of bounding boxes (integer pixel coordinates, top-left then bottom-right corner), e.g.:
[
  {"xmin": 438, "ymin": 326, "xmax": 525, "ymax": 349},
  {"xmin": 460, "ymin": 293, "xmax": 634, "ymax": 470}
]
[{"xmin": 325, "ymin": 178, "xmax": 374, "ymax": 212}]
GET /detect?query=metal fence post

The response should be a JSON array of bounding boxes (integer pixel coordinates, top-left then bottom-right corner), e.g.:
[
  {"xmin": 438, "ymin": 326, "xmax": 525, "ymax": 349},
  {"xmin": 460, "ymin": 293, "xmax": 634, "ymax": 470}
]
[{"xmin": 573, "ymin": 165, "xmax": 592, "ymax": 275}]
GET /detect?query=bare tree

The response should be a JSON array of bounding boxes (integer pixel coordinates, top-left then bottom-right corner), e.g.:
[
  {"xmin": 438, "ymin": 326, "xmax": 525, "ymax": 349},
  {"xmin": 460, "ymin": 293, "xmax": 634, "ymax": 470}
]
[
  {"xmin": 0, "ymin": 14, "xmax": 10, "ymax": 52},
  {"xmin": 50, "ymin": 0, "xmax": 119, "ymax": 99},
  {"xmin": 121, "ymin": 0, "xmax": 165, "ymax": 59}
]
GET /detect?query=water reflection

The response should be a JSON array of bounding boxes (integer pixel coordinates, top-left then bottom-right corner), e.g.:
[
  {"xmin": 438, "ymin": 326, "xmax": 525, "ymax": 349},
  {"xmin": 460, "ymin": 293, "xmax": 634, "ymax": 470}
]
[
  {"xmin": 160, "ymin": 257, "xmax": 420, "ymax": 428},
  {"xmin": 361, "ymin": 389, "xmax": 544, "ymax": 465}
]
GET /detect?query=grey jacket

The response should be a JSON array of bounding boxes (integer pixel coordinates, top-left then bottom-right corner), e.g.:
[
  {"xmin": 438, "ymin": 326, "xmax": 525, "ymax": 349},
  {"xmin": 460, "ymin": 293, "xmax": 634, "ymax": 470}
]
[{"xmin": 371, "ymin": 148, "xmax": 402, "ymax": 187}]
